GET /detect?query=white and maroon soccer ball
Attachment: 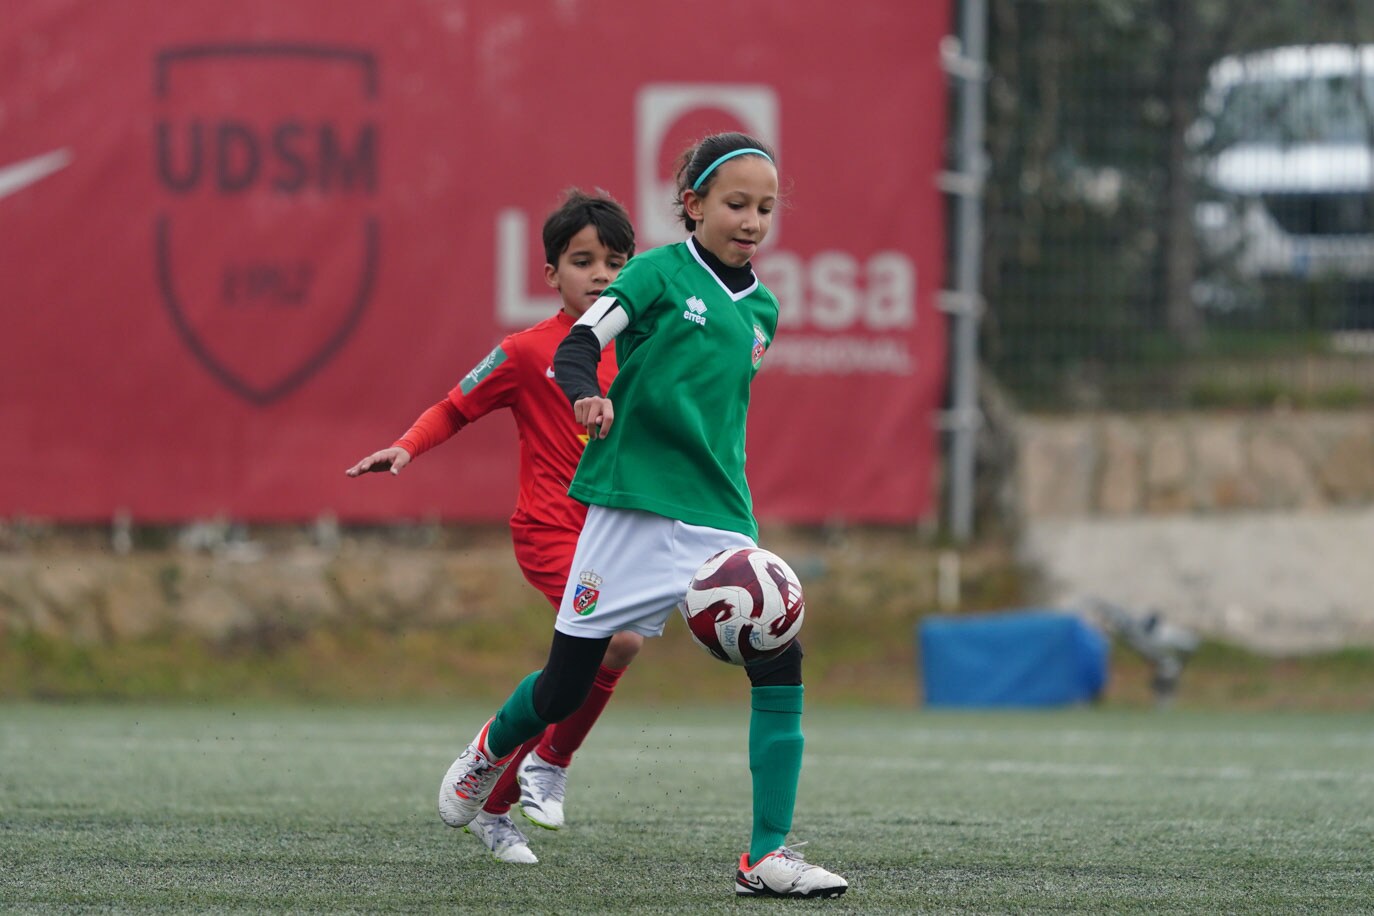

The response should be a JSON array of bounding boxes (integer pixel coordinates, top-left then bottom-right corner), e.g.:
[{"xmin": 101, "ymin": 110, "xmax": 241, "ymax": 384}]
[{"xmin": 679, "ymin": 547, "xmax": 805, "ymax": 666}]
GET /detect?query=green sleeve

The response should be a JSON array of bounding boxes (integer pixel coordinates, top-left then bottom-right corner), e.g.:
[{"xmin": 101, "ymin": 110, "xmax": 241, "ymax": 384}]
[{"xmin": 604, "ymin": 254, "xmax": 668, "ymax": 326}]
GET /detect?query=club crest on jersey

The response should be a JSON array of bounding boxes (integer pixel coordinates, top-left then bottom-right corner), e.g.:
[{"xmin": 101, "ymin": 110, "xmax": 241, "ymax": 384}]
[
  {"xmin": 573, "ymin": 570, "xmax": 603, "ymax": 616},
  {"xmin": 682, "ymin": 295, "xmax": 707, "ymax": 327},
  {"xmin": 752, "ymin": 324, "xmax": 769, "ymax": 368}
]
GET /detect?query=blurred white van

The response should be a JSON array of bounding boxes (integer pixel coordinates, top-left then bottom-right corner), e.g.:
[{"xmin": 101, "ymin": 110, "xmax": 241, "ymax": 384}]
[{"xmin": 1191, "ymin": 44, "xmax": 1374, "ymax": 281}]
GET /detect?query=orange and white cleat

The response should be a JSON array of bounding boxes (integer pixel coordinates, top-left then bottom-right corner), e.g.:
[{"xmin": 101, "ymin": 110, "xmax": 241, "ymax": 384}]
[
  {"xmin": 438, "ymin": 718, "xmax": 514, "ymax": 829},
  {"xmin": 735, "ymin": 844, "xmax": 848, "ymax": 898}
]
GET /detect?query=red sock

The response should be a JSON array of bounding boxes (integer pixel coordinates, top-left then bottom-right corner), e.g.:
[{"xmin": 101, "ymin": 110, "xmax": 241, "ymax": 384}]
[
  {"xmin": 538, "ymin": 665, "xmax": 626, "ymax": 767},
  {"xmin": 482, "ymin": 734, "xmax": 542, "ymax": 816}
]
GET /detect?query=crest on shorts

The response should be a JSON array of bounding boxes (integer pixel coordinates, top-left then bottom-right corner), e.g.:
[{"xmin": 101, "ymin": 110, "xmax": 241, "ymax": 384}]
[{"xmin": 573, "ymin": 570, "xmax": 603, "ymax": 616}]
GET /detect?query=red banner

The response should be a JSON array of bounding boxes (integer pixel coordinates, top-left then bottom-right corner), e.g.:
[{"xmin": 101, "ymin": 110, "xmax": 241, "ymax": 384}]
[{"xmin": 1, "ymin": 0, "xmax": 947, "ymax": 523}]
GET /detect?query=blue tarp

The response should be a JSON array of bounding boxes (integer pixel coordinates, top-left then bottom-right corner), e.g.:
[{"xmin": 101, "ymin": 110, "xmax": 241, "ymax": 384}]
[{"xmin": 919, "ymin": 610, "xmax": 1109, "ymax": 708}]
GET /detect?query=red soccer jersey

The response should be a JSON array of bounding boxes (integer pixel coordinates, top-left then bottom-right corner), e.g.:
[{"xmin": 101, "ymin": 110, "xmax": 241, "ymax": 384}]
[{"xmin": 444, "ymin": 310, "xmax": 617, "ymax": 534}]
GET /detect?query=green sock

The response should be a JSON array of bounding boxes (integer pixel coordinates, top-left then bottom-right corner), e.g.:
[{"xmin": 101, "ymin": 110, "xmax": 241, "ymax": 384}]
[
  {"xmin": 486, "ymin": 670, "xmax": 547, "ymax": 759},
  {"xmin": 748, "ymin": 684, "xmax": 805, "ymax": 864}
]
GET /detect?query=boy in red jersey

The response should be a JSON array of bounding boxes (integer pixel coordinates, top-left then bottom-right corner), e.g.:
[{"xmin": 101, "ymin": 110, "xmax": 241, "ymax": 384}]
[{"xmin": 346, "ymin": 189, "xmax": 639, "ymax": 864}]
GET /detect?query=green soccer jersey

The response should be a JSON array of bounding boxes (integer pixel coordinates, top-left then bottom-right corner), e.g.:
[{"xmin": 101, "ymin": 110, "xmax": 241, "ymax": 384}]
[{"xmin": 568, "ymin": 240, "xmax": 778, "ymax": 539}]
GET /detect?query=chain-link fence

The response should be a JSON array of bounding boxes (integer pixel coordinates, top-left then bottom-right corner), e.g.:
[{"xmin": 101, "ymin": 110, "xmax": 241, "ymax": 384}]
[{"xmin": 982, "ymin": 0, "xmax": 1374, "ymax": 410}]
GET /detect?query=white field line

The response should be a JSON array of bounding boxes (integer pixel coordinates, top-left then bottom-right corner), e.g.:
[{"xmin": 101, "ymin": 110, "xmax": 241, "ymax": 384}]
[
  {"xmin": 7, "ymin": 722, "xmax": 1370, "ymax": 749},
  {"xmin": 818, "ymin": 727, "xmax": 1374, "ymax": 750},
  {"xmin": 4, "ymin": 719, "xmax": 1374, "ymax": 749},
  {"xmin": 3, "ymin": 734, "xmax": 1371, "ymax": 787},
  {"xmin": 809, "ymin": 754, "xmax": 1374, "ymax": 785}
]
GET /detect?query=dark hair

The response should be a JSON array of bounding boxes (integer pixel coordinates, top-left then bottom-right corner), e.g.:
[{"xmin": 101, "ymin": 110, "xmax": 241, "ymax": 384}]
[
  {"xmin": 542, "ymin": 188, "xmax": 635, "ymax": 267},
  {"xmin": 673, "ymin": 132, "xmax": 777, "ymax": 231}
]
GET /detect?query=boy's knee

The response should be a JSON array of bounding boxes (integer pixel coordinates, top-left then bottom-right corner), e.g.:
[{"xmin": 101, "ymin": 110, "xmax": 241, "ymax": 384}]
[{"xmin": 603, "ymin": 631, "xmax": 644, "ymax": 669}]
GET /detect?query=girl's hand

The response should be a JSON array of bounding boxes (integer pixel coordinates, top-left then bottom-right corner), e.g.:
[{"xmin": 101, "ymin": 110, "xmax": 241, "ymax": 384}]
[
  {"xmin": 345, "ymin": 446, "xmax": 411, "ymax": 477},
  {"xmin": 574, "ymin": 396, "xmax": 614, "ymax": 439}
]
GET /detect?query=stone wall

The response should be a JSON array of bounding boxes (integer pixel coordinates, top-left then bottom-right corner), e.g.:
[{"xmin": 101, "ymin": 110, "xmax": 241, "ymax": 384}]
[
  {"xmin": 1016, "ymin": 409, "xmax": 1374, "ymax": 652},
  {"xmin": 6, "ymin": 411, "xmax": 1372, "ymax": 657},
  {"xmin": 0, "ymin": 533, "xmax": 538, "ymax": 649},
  {"xmin": 1019, "ymin": 410, "xmax": 1374, "ymax": 518}
]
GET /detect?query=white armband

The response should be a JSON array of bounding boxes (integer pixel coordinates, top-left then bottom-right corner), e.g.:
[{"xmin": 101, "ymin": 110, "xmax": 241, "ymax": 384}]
[{"xmin": 575, "ymin": 296, "xmax": 630, "ymax": 347}]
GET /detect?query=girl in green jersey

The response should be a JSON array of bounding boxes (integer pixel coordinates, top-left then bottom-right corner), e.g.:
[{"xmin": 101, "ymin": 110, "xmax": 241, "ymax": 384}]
[{"xmin": 437, "ymin": 133, "xmax": 847, "ymax": 900}]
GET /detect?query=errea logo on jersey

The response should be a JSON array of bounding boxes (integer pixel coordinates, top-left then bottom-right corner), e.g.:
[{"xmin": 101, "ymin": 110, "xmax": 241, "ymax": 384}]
[{"xmin": 683, "ymin": 296, "xmax": 708, "ymax": 327}]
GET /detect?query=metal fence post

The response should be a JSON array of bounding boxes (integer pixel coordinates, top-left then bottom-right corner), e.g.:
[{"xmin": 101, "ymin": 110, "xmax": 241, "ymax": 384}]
[{"xmin": 940, "ymin": 0, "xmax": 989, "ymax": 542}]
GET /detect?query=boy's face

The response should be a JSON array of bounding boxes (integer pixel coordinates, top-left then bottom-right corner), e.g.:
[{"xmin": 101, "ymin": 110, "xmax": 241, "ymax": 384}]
[{"xmin": 544, "ymin": 225, "xmax": 629, "ymax": 318}]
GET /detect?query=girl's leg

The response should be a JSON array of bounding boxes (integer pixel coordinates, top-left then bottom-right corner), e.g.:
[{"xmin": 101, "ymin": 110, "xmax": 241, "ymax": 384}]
[
  {"xmin": 539, "ymin": 630, "xmax": 644, "ymax": 766},
  {"xmin": 743, "ymin": 640, "xmax": 805, "ymax": 863},
  {"xmin": 484, "ymin": 632, "xmax": 615, "ymax": 820},
  {"xmin": 439, "ymin": 632, "xmax": 608, "ymax": 829},
  {"xmin": 487, "ymin": 631, "xmax": 612, "ymax": 757}
]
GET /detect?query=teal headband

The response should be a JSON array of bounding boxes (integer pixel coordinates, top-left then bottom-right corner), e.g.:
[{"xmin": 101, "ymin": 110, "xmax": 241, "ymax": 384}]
[{"xmin": 691, "ymin": 148, "xmax": 773, "ymax": 191}]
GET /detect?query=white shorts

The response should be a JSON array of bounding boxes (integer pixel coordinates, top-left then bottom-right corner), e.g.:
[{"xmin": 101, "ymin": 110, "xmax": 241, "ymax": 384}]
[{"xmin": 555, "ymin": 505, "xmax": 756, "ymax": 639}]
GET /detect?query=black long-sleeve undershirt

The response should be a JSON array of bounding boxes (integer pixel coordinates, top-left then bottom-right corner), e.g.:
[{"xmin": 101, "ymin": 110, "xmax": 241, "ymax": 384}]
[{"xmin": 553, "ymin": 324, "xmax": 604, "ymax": 406}]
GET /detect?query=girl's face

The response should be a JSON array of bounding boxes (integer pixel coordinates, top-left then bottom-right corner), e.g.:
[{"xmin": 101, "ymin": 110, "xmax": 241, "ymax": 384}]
[{"xmin": 684, "ymin": 156, "xmax": 778, "ymax": 268}]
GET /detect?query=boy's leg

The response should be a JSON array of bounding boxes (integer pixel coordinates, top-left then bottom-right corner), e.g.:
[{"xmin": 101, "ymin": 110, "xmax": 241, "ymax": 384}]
[
  {"xmin": 520, "ymin": 662, "xmax": 627, "ymax": 829},
  {"xmin": 538, "ymin": 630, "xmax": 641, "ymax": 766},
  {"xmin": 439, "ymin": 633, "xmax": 609, "ymax": 829},
  {"xmin": 489, "ymin": 632, "xmax": 612, "ymax": 754},
  {"xmin": 483, "ymin": 734, "xmax": 543, "ymax": 816},
  {"xmin": 468, "ymin": 734, "xmax": 544, "ymax": 865},
  {"xmin": 539, "ymin": 664, "xmax": 625, "ymax": 764},
  {"xmin": 516, "ymin": 633, "xmax": 630, "ymax": 828}
]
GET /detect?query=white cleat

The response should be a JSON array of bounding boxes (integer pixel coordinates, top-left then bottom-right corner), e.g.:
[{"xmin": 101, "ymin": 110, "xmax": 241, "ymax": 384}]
[
  {"xmin": 438, "ymin": 719, "xmax": 513, "ymax": 829},
  {"xmin": 465, "ymin": 811, "xmax": 538, "ymax": 864},
  {"xmin": 517, "ymin": 749, "xmax": 568, "ymax": 830},
  {"xmin": 735, "ymin": 844, "xmax": 849, "ymax": 898}
]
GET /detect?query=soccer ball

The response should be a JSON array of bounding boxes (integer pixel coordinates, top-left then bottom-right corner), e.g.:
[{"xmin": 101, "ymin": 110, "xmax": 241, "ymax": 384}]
[{"xmin": 679, "ymin": 547, "xmax": 805, "ymax": 665}]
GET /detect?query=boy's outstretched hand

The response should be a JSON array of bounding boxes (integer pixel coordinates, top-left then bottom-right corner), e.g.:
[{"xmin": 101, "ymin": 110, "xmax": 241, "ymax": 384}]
[{"xmin": 345, "ymin": 446, "xmax": 411, "ymax": 477}]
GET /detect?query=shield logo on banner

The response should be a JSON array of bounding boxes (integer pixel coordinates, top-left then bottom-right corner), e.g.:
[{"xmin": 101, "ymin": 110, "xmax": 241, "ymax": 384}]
[{"xmin": 153, "ymin": 44, "xmax": 380, "ymax": 405}]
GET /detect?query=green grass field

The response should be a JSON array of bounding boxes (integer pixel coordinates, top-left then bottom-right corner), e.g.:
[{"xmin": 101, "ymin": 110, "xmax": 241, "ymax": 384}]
[{"xmin": 2, "ymin": 702, "xmax": 1371, "ymax": 913}]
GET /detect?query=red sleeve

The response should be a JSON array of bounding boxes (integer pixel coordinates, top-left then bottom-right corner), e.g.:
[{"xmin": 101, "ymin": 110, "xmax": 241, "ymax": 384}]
[
  {"xmin": 393, "ymin": 398, "xmax": 467, "ymax": 459},
  {"xmin": 446, "ymin": 336, "xmax": 522, "ymax": 422}
]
